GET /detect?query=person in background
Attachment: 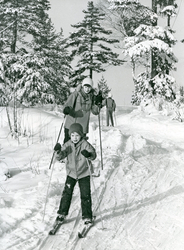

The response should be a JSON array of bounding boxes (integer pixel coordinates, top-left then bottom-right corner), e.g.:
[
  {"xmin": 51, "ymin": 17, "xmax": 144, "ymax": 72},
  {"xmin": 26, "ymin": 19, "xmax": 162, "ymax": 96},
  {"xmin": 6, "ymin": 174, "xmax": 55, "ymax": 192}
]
[
  {"xmin": 62, "ymin": 77, "xmax": 102, "ymax": 143},
  {"xmin": 105, "ymin": 92, "xmax": 116, "ymax": 127},
  {"xmin": 54, "ymin": 123, "xmax": 96, "ymax": 225}
]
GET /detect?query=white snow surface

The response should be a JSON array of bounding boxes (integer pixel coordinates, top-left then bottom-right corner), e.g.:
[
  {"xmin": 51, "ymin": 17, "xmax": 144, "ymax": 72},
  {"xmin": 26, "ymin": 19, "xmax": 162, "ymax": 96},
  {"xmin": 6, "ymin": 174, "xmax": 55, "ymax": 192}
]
[{"xmin": 1, "ymin": 105, "xmax": 184, "ymax": 250}]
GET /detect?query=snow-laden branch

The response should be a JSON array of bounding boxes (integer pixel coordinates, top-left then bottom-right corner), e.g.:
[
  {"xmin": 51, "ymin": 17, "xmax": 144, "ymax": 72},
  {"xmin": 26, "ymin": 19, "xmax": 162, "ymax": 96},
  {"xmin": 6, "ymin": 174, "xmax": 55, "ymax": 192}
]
[
  {"xmin": 108, "ymin": 0, "xmax": 139, "ymax": 10},
  {"xmin": 124, "ymin": 38, "xmax": 173, "ymax": 58},
  {"xmin": 134, "ymin": 25, "xmax": 176, "ymax": 43},
  {"xmin": 160, "ymin": 5, "xmax": 177, "ymax": 17}
]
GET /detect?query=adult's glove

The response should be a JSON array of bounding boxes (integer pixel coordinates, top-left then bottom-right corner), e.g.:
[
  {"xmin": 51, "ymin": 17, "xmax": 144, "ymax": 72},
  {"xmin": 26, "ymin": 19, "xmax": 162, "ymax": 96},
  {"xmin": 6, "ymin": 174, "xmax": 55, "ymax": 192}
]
[
  {"xmin": 54, "ymin": 143, "xmax": 61, "ymax": 152},
  {"xmin": 63, "ymin": 106, "xmax": 71, "ymax": 115},
  {"xmin": 81, "ymin": 149, "xmax": 91, "ymax": 158},
  {"xmin": 94, "ymin": 91, "xmax": 103, "ymax": 107}
]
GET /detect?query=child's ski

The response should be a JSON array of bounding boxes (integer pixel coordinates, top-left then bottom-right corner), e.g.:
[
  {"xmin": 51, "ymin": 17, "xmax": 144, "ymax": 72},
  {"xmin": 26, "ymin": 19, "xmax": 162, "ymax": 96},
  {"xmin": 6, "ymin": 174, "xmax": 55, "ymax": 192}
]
[
  {"xmin": 49, "ymin": 220, "xmax": 65, "ymax": 235},
  {"xmin": 78, "ymin": 217, "xmax": 95, "ymax": 238}
]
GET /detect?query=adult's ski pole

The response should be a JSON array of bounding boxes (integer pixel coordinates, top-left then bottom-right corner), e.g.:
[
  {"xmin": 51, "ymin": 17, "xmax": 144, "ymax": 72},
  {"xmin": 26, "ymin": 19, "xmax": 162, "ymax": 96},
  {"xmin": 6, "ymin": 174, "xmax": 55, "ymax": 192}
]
[
  {"xmin": 98, "ymin": 107, "xmax": 103, "ymax": 170},
  {"xmin": 86, "ymin": 158, "xmax": 104, "ymax": 229},
  {"xmin": 49, "ymin": 115, "xmax": 66, "ymax": 169},
  {"xmin": 114, "ymin": 111, "xmax": 117, "ymax": 126}
]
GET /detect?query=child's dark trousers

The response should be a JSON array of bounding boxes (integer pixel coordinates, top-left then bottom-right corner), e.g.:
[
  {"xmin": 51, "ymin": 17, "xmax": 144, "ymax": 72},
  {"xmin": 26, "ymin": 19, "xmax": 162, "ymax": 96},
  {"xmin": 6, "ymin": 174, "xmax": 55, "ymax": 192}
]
[{"xmin": 57, "ymin": 175, "xmax": 92, "ymax": 220}]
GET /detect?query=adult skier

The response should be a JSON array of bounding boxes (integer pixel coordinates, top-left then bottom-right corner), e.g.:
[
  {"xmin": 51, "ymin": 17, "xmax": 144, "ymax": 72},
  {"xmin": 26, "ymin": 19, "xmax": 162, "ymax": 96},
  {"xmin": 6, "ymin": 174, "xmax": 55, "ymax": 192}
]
[
  {"xmin": 62, "ymin": 77, "xmax": 102, "ymax": 143},
  {"xmin": 105, "ymin": 93, "xmax": 116, "ymax": 127}
]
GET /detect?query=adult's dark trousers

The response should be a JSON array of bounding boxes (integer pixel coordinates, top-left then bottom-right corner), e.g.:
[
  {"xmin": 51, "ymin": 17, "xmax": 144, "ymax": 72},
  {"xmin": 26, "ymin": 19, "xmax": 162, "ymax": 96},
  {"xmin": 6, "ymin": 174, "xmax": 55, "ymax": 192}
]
[
  {"xmin": 106, "ymin": 109, "xmax": 114, "ymax": 126},
  {"xmin": 57, "ymin": 175, "xmax": 92, "ymax": 220}
]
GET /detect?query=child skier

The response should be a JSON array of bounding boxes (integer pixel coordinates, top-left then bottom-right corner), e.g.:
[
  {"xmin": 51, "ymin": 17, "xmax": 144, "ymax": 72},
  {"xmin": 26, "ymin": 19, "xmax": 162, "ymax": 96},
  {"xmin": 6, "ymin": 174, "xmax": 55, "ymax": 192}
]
[{"xmin": 53, "ymin": 123, "xmax": 96, "ymax": 225}]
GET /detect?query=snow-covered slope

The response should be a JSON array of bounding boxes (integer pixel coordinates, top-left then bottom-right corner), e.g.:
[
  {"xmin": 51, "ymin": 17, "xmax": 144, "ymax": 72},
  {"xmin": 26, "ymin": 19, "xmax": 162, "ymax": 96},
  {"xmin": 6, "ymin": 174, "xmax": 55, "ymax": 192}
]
[{"xmin": 1, "ymin": 106, "xmax": 184, "ymax": 250}]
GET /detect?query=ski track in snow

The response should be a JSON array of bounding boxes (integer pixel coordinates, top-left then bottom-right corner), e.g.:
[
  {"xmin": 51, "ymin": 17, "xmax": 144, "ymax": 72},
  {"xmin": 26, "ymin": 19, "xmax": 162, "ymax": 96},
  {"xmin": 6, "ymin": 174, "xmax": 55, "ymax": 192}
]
[{"xmin": 1, "ymin": 107, "xmax": 184, "ymax": 249}]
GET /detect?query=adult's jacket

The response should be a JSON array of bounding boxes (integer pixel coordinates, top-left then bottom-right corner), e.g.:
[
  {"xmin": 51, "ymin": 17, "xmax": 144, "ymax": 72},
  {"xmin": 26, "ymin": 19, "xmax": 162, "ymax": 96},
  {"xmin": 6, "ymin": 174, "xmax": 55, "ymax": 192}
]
[
  {"xmin": 56, "ymin": 139, "xmax": 96, "ymax": 179},
  {"xmin": 64, "ymin": 88, "xmax": 99, "ymax": 134},
  {"xmin": 106, "ymin": 97, "xmax": 116, "ymax": 111}
]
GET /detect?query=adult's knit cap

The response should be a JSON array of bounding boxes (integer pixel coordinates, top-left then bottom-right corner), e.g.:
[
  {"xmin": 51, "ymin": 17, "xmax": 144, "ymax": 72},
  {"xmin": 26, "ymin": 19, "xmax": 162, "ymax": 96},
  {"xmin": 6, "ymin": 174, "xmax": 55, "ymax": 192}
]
[
  {"xmin": 69, "ymin": 123, "xmax": 84, "ymax": 137},
  {"xmin": 82, "ymin": 77, "xmax": 93, "ymax": 87}
]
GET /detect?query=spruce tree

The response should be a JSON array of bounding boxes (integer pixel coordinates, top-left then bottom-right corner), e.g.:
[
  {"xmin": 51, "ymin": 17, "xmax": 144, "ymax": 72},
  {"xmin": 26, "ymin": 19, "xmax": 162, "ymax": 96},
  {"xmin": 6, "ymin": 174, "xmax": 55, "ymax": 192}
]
[
  {"xmin": 0, "ymin": 0, "xmax": 51, "ymax": 53},
  {"xmin": 97, "ymin": 75, "xmax": 111, "ymax": 98},
  {"xmin": 0, "ymin": 0, "xmax": 71, "ymax": 135},
  {"xmin": 28, "ymin": 16, "xmax": 71, "ymax": 105},
  {"xmin": 66, "ymin": 1, "xmax": 124, "ymax": 84},
  {"xmin": 0, "ymin": 0, "xmax": 71, "ymax": 106}
]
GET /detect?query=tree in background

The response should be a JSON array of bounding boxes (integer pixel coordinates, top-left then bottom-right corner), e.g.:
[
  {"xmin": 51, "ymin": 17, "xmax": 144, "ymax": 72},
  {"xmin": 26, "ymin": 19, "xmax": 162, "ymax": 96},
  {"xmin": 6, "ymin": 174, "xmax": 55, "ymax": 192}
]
[
  {"xmin": 0, "ymin": 0, "xmax": 71, "ymax": 106},
  {"xmin": 65, "ymin": 1, "xmax": 124, "ymax": 85},
  {"xmin": 97, "ymin": 0, "xmax": 153, "ymax": 40},
  {"xmin": 158, "ymin": 0, "xmax": 177, "ymax": 27},
  {"xmin": 97, "ymin": 75, "xmax": 111, "ymax": 98},
  {"xmin": 107, "ymin": 0, "xmax": 177, "ymax": 110},
  {"xmin": 0, "ymin": 0, "xmax": 51, "ymax": 53},
  {"xmin": 26, "ymin": 15, "xmax": 71, "ymax": 105},
  {"xmin": 0, "ymin": 0, "xmax": 71, "ymax": 136}
]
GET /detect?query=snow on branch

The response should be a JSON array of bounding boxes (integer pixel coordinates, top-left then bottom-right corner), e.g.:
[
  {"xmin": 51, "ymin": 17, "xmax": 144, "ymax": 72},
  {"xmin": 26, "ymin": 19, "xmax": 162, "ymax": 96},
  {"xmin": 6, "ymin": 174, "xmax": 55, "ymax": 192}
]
[
  {"xmin": 134, "ymin": 25, "xmax": 176, "ymax": 43},
  {"xmin": 124, "ymin": 38, "xmax": 172, "ymax": 58},
  {"xmin": 160, "ymin": 5, "xmax": 177, "ymax": 17}
]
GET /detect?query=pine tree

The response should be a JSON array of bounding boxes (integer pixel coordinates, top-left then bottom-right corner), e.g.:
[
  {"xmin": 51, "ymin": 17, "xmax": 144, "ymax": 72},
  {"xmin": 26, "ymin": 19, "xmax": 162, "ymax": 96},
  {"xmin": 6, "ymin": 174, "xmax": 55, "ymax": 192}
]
[
  {"xmin": 158, "ymin": 0, "xmax": 177, "ymax": 27},
  {"xmin": 27, "ymin": 16, "xmax": 72, "ymax": 105},
  {"xmin": 97, "ymin": 75, "xmax": 111, "ymax": 98},
  {"xmin": 0, "ymin": 0, "xmax": 51, "ymax": 53},
  {"xmin": 0, "ymin": 0, "xmax": 71, "ymax": 135},
  {"xmin": 0, "ymin": 0, "xmax": 71, "ymax": 106},
  {"xmin": 0, "ymin": 0, "xmax": 52, "ymax": 107},
  {"xmin": 108, "ymin": 0, "xmax": 177, "ymax": 107},
  {"xmin": 66, "ymin": 1, "xmax": 124, "ymax": 84}
]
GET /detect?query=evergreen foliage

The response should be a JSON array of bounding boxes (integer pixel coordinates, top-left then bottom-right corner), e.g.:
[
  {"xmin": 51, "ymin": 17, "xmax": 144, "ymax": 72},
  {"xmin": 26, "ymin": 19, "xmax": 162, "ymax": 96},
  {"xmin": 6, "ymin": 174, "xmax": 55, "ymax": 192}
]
[
  {"xmin": 65, "ymin": 1, "xmax": 124, "ymax": 84},
  {"xmin": 108, "ymin": 0, "xmax": 177, "ymax": 107},
  {"xmin": 97, "ymin": 75, "xmax": 111, "ymax": 98},
  {"xmin": 0, "ymin": 0, "xmax": 71, "ymax": 106},
  {"xmin": 0, "ymin": 0, "xmax": 71, "ymax": 136}
]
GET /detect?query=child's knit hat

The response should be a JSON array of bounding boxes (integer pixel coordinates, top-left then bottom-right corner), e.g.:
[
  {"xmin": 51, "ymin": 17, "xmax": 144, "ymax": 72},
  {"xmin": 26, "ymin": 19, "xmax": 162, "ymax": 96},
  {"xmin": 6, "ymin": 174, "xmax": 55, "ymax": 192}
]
[{"xmin": 69, "ymin": 123, "xmax": 84, "ymax": 137}]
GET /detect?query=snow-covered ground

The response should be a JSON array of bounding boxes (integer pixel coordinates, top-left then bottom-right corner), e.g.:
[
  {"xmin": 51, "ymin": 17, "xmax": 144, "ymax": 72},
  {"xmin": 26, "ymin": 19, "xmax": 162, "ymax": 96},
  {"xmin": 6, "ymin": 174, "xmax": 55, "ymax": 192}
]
[{"xmin": 1, "ymin": 105, "xmax": 184, "ymax": 250}]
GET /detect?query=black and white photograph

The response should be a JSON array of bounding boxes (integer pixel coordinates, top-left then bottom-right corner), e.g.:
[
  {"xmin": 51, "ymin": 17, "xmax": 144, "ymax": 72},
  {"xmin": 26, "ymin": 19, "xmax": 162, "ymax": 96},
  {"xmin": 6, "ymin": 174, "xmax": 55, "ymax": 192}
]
[{"xmin": 0, "ymin": 0, "xmax": 184, "ymax": 249}]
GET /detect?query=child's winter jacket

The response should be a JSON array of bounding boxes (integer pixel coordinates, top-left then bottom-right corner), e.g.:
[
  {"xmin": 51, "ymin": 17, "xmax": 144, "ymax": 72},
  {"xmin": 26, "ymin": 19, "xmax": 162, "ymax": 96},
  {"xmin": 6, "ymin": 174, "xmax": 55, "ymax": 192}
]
[{"xmin": 56, "ymin": 139, "xmax": 96, "ymax": 179}]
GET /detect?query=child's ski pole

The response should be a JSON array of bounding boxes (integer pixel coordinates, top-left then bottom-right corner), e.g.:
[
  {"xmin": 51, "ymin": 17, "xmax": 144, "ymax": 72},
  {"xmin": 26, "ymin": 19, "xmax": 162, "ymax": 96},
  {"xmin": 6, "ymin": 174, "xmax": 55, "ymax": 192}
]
[
  {"xmin": 43, "ymin": 115, "xmax": 66, "ymax": 221},
  {"xmin": 42, "ymin": 160, "xmax": 55, "ymax": 221},
  {"xmin": 49, "ymin": 115, "xmax": 66, "ymax": 169}
]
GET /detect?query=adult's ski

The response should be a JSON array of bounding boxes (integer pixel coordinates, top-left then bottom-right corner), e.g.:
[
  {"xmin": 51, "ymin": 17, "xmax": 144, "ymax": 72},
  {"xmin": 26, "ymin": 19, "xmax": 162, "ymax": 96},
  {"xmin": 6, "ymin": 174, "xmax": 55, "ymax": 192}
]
[{"xmin": 78, "ymin": 216, "xmax": 96, "ymax": 238}]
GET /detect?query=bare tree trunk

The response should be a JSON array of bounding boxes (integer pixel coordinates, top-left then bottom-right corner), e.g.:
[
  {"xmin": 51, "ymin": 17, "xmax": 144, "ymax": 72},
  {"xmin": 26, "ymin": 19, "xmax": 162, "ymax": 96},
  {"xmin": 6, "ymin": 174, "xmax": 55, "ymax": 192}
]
[
  {"xmin": 0, "ymin": 59, "xmax": 13, "ymax": 135},
  {"xmin": 90, "ymin": 22, "xmax": 93, "ymax": 79},
  {"xmin": 151, "ymin": 0, "xmax": 157, "ymax": 79},
  {"xmin": 11, "ymin": 11, "xmax": 18, "ymax": 53},
  {"xmin": 13, "ymin": 91, "xmax": 18, "ymax": 134},
  {"xmin": 6, "ymin": 106, "xmax": 13, "ymax": 135}
]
